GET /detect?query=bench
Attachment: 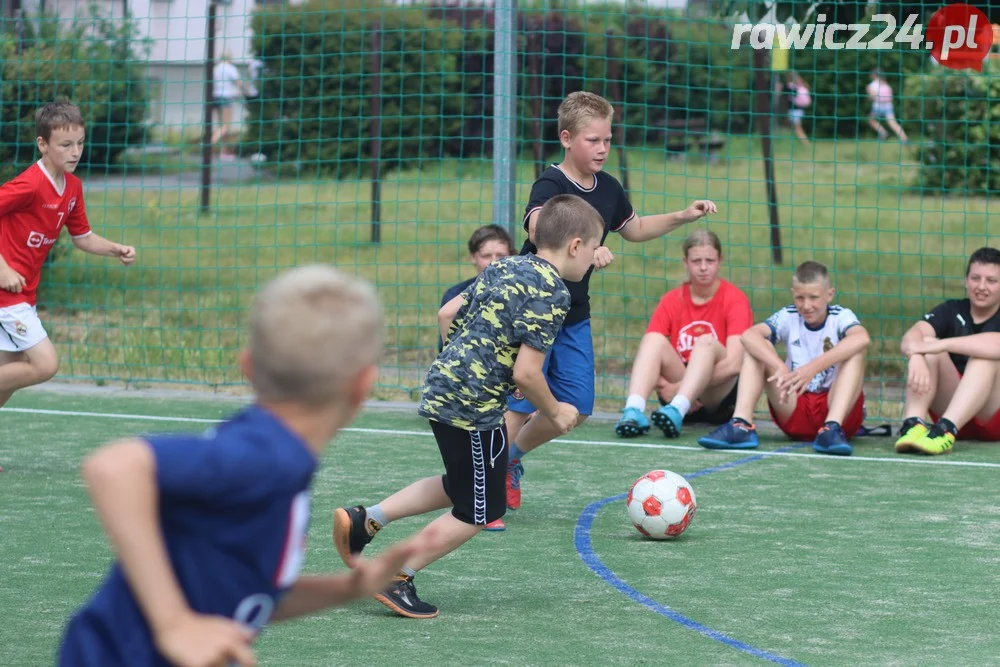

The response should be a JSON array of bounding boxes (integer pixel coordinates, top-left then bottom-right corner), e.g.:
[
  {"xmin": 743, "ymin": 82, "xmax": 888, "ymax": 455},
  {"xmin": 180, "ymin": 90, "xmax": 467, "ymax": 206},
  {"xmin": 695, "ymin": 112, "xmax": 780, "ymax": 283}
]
[{"xmin": 662, "ymin": 117, "xmax": 727, "ymax": 162}]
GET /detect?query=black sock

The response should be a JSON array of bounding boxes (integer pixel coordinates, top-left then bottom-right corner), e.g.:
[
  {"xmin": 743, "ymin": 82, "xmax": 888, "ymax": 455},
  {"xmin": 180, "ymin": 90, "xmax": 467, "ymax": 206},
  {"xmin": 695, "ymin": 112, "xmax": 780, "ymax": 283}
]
[
  {"xmin": 938, "ymin": 418, "xmax": 958, "ymax": 437},
  {"xmin": 824, "ymin": 420, "xmax": 841, "ymax": 429},
  {"xmin": 733, "ymin": 417, "xmax": 753, "ymax": 427},
  {"xmin": 901, "ymin": 416, "xmax": 925, "ymax": 432}
]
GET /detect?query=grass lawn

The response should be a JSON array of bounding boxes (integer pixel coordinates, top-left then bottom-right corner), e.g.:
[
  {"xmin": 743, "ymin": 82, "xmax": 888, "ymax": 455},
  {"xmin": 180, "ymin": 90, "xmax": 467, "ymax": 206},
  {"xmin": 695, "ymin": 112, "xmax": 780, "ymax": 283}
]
[{"xmin": 39, "ymin": 131, "xmax": 999, "ymax": 417}]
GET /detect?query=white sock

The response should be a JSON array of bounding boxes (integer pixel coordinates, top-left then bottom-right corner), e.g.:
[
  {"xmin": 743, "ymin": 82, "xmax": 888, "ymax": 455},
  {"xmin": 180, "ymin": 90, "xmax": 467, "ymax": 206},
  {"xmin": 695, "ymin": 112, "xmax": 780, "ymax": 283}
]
[
  {"xmin": 669, "ymin": 394, "xmax": 691, "ymax": 418},
  {"xmin": 625, "ymin": 394, "xmax": 646, "ymax": 411}
]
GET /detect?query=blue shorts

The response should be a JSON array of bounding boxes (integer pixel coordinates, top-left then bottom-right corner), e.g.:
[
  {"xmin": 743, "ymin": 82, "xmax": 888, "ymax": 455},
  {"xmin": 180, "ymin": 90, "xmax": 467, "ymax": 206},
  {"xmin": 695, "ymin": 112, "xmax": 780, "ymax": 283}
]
[{"xmin": 507, "ymin": 318, "xmax": 595, "ymax": 416}]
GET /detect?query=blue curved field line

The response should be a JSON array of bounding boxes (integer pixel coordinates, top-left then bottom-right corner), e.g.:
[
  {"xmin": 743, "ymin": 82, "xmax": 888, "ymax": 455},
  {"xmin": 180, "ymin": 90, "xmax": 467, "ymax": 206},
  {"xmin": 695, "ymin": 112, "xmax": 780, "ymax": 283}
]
[{"xmin": 574, "ymin": 446, "xmax": 808, "ymax": 666}]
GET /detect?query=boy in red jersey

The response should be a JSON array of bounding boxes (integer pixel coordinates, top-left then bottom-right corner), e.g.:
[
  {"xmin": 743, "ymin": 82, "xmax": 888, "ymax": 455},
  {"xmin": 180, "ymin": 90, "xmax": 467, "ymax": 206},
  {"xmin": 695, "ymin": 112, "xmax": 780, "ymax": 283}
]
[{"xmin": 0, "ymin": 102, "xmax": 136, "ymax": 411}]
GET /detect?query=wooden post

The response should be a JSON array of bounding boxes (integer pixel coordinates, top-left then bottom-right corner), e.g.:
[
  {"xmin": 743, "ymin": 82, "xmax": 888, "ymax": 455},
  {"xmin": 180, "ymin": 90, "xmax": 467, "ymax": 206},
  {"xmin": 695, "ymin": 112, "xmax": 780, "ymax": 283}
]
[
  {"xmin": 606, "ymin": 30, "xmax": 629, "ymax": 196},
  {"xmin": 370, "ymin": 21, "xmax": 382, "ymax": 244},
  {"xmin": 754, "ymin": 47, "xmax": 782, "ymax": 265},
  {"xmin": 529, "ymin": 34, "xmax": 544, "ymax": 180},
  {"xmin": 200, "ymin": 1, "xmax": 216, "ymax": 215}
]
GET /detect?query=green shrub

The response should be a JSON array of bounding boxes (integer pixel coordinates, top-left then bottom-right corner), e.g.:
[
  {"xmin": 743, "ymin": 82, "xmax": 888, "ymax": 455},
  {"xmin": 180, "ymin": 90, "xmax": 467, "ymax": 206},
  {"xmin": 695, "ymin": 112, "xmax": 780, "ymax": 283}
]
[
  {"xmin": 0, "ymin": 7, "xmax": 151, "ymax": 172},
  {"xmin": 903, "ymin": 61, "xmax": 1000, "ymax": 194}
]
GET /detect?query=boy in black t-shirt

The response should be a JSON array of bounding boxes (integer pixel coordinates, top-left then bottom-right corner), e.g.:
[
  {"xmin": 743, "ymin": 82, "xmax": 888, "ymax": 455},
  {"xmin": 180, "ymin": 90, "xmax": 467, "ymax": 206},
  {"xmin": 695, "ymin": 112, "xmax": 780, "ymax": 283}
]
[
  {"xmin": 896, "ymin": 247, "xmax": 1000, "ymax": 455},
  {"xmin": 501, "ymin": 91, "xmax": 718, "ymax": 526}
]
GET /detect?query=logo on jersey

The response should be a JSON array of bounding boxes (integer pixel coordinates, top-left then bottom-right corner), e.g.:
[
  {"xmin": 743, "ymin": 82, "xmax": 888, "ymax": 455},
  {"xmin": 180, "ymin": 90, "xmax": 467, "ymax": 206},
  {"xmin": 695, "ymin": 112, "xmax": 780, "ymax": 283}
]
[
  {"xmin": 233, "ymin": 593, "xmax": 275, "ymax": 634},
  {"xmin": 14, "ymin": 320, "xmax": 27, "ymax": 336},
  {"xmin": 511, "ymin": 387, "xmax": 525, "ymax": 401},
  {"xmin": 823, "ymin": 336, "xmax": 834, "ymax": 353},
  {"xmin": 68, "ymin": 197, "xmax": 77, "ymax": 214},
  {"xmin": 26, "ymin": 231, "xmax": 57, "ymax": 249},
  {"xmin": 675, "ymin": 321, "xmax": 719, "ymax": 357}
]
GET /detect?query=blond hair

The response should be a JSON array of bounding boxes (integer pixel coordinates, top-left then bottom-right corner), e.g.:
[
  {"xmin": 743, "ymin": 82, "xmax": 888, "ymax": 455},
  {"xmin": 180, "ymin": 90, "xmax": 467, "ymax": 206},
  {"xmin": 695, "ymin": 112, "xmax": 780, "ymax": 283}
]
[
  {"xmin": 682, "ymin": 229, "xmax": 722, "ymax": 258},
  {"xmin": 249, "ymin": 265, "xmax": 383, "ymax": 405},
  {"xmin": 557, "ymin": 91, "xmax": 614, "ymax": 137},
  {"xmin": 534, "ymin": 194, "xmax": 604, "ymax": 251}
]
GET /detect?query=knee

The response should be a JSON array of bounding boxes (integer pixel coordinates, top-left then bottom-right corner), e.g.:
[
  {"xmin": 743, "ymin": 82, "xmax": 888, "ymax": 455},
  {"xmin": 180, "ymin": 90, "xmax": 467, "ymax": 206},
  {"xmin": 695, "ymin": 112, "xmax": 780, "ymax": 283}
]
[
  {"xmin": 575, "ymin": 414, "xmax": 589, "ymax": 427},
  {"xmin": 32, "ymin": 354, "xmax": 59, "ymax": 382},
  {"xmin": 692, "ymin": 334, "xmax": 716, "ymax": 352}
]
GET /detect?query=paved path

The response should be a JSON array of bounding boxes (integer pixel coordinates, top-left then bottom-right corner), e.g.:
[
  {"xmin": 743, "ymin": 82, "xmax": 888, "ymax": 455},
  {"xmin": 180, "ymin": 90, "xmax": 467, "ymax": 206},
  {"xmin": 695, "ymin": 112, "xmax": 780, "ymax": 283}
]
[{"xmin": 84, "ymin": 158, "xmax": 274, "ymax": 191}]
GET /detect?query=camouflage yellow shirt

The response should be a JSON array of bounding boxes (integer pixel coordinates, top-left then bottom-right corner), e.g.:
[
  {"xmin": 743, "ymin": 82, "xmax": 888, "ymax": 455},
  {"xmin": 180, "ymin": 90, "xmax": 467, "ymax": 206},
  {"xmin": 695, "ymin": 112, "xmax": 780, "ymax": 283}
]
[{"xmin": 418, "ymin": 254, "xmax": 570, "ymax": 430}]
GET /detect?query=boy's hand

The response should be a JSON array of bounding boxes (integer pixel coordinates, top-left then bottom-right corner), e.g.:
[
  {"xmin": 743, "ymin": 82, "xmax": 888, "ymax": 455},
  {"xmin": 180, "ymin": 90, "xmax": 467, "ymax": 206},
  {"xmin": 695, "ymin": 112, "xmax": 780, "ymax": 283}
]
[
  {"xmin": 155, "ymin": 611, "xmax": 256, "ymax": 667},
  {"xmin": 774, "ymin": 365, "xmax": 817, "ymax": 401},
  {"xmin": 549, "ymin": 402, "xmax": 580, "ymax": 434},
  {"xmin": 682, "ymin": 200, "xmax": 718, "ymax": 223},
  {"xmin": 593, "ymin": 246, "xmax": 614, "ymax": 270},
  {"xmin": 0, "ymin": 266, "xmax": 26, "ymax": 293},
  {"xmin": 907, "ymin": 355, "xmax": 933, "ymax": 396},
  {"xmin": 766, "ymin": 366, "xmax": 794, "ymax": 403},
  {"xmin": 115, "ymin": 244, "xmax": 137, "ymax": 265}
]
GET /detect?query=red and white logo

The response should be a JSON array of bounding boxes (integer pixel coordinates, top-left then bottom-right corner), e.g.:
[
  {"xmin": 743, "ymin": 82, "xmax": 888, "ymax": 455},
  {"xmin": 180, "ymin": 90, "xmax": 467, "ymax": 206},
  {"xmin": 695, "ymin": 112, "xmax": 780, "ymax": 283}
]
[
  {"xmin": 675, "ymin": 321, "xmax": 719, "ymax": 356},
  {"xmin": 68, "ymin": 197, "xmax": 76, "ymax": 213},
  {"xmin": 26, "ymin": 231, "xmax": 56, "ymax": 249}
]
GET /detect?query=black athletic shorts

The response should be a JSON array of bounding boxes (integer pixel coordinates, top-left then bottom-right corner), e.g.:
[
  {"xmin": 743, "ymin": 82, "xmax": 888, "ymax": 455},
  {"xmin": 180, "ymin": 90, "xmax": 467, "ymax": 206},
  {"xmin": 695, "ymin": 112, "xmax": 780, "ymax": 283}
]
[{"xmin": 429, "ymin": 420, "xmax": 508, "ymax": 525}]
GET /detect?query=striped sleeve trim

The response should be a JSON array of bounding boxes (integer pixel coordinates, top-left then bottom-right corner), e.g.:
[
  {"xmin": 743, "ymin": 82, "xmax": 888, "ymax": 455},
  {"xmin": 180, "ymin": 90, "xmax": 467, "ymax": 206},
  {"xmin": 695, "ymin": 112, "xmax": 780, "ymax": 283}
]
[
  {"xmin": 611, "ymin": 210, "xmax": 637, "ymax": 232},
  {"xmin": 522, "ymin": 205, "xmax": 544, "ymax": 231}
]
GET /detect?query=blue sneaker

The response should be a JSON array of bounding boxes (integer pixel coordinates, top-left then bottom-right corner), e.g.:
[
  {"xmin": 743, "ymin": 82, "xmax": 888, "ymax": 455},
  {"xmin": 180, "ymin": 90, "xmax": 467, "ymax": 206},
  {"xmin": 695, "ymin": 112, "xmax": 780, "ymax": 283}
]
[
  {"xmin": 698, "ymin": 419, "xmax": 760, "ymax": 450},
  {"xmin": 651, "ymin": 404, "xmax": 684, "ymax": 438},
  {"xmin": 615, "ymin": 407, "xmax": 650, "ymax": 438},
  {"xmin": 812, "ymin": 423, "xmax": 853, "ymax": 456}
]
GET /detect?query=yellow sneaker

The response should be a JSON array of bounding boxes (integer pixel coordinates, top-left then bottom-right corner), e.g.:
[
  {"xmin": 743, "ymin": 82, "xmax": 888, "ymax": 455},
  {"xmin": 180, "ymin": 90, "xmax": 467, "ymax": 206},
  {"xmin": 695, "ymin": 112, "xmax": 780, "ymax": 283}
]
[
  {"xmin": 910, "ymin": 426, "xmax": 956, "ymax": 456},
  {"xmin": 895, "ymin": 419, "xmax": 929, "ymax": 454}
]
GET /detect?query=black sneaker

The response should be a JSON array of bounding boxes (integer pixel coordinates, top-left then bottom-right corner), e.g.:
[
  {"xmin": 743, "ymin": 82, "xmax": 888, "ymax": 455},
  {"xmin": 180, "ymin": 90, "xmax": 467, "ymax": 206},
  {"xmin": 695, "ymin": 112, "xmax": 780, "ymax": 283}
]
[
  {"xmin": 374, "ymin": 575, "xmax": 439, "ymax": 619},
  {"xmin": 332, "ymin": 505, "xmax": 380, "ymax": 568}
]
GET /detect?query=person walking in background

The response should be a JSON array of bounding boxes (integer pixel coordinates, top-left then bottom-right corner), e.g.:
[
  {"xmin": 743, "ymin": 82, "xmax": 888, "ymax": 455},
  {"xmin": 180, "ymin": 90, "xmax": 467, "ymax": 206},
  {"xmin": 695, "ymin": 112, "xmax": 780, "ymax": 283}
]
[
  {"xmin": 781, "ymin": 71, "xmax": 811, "ymax": 146},
  {"xmin": 211, "ymin": 50, "xmax": 249, "ymax": 162},
  {"xmin": 866, "ymin": 69, "xmax": 908, "ymax": 143}
]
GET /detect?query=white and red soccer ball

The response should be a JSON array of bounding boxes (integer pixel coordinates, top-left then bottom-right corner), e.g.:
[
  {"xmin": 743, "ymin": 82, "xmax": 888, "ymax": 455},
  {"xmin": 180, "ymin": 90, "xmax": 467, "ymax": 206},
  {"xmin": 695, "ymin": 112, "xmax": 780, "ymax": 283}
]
[{"xmin": 626, "ymin": 469, "xmax": 697, "ymax": 539}]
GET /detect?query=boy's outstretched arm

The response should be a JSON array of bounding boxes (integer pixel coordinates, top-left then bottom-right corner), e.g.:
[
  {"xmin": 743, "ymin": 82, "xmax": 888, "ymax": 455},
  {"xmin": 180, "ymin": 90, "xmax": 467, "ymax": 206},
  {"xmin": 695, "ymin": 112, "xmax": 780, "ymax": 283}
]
[
  {"xmin": 72, "ymin": 233, "xmax": 136, "ymax": 265},
  {"xmin": 907, "ymin": 331, "xmax": 1000, "ymax": 360},
  {"xmin": 618, "ymin": 200, "xmax": 718, "ymax": 243},
  {"xmin": 271, "ymin": 531, "xmax": 432, "ymax": 622},
  {"xmin": 82, "ymin": 440, "xmax": 257, "ymax": 667},
  {"xmin": 775, "ymin": 326, "xmax": 871, "ymax": 398}
]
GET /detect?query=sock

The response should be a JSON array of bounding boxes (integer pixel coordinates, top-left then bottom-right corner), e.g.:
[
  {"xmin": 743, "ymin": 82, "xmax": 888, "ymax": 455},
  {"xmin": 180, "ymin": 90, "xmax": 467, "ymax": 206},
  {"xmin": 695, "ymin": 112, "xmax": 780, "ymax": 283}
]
[
  {"xmin": 733, "ymin": 417, "xmax": 753, "ymax": 428},
  {"xmin": 824, "ymin": 420, "xmax": 841, "ymax": 430},
  {"xmin": 509, "ymin": 443, "xmax": 526, "ymax": 464},
  {"xmin": 625, "ymin": 394, "xmax": 646, "ymax": 411},
  {"xmin": 400, "ymin": 566, "xmax": 417, "ymax": 579},
  {"xmin": 367, "ymin": 504, "xmax": 389, "ymax": 531},
  {"xmin": 938, "ymin": 418, "xmax": 958, "ymax": 436},
  {"xmin": 669, "ymin": 394, "xmax": 691, "ymax": 418}
]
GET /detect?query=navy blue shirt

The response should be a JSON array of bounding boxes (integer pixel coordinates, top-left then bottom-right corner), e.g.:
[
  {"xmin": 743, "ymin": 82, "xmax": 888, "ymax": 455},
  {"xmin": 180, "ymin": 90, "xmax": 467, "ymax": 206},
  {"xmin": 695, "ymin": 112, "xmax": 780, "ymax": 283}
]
[
  {"xmin": 59, "ymin": 405, "xmax": 318, "ymax": 667},
  {"xmin": 438, "ymin": 277, "xmax": 476, "ymax": 351},
  {"xmin": 518, "ymin": 165, "xmax": 635, "ymax": 326}
]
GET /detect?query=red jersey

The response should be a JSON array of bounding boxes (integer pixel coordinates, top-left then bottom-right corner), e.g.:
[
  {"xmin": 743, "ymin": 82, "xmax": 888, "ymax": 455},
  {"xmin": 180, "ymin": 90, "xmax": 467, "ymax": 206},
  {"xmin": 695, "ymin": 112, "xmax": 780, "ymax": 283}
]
[
  {"xmin": 646, "ymin": 279, "xmax": 753, "ymax": 364},
  {"xmin": 0, "ymin": 162, "xmax": 91, "ymax": 308}
]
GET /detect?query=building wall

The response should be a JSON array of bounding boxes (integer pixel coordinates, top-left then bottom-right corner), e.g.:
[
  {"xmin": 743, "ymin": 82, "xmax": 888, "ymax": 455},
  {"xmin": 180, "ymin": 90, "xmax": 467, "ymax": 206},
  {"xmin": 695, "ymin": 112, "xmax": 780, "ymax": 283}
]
[{"xmin": 20, "ymin": 0, "xmax": 265, "ymax": 132}]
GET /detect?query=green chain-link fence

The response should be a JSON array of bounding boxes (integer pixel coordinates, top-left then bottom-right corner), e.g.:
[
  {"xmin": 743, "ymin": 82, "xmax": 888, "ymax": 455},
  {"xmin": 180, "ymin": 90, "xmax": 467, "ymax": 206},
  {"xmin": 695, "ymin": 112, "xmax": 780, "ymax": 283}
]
[{"xmin": 8, "ymin": 0, "xmax": 1000, "ymax": 417}]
